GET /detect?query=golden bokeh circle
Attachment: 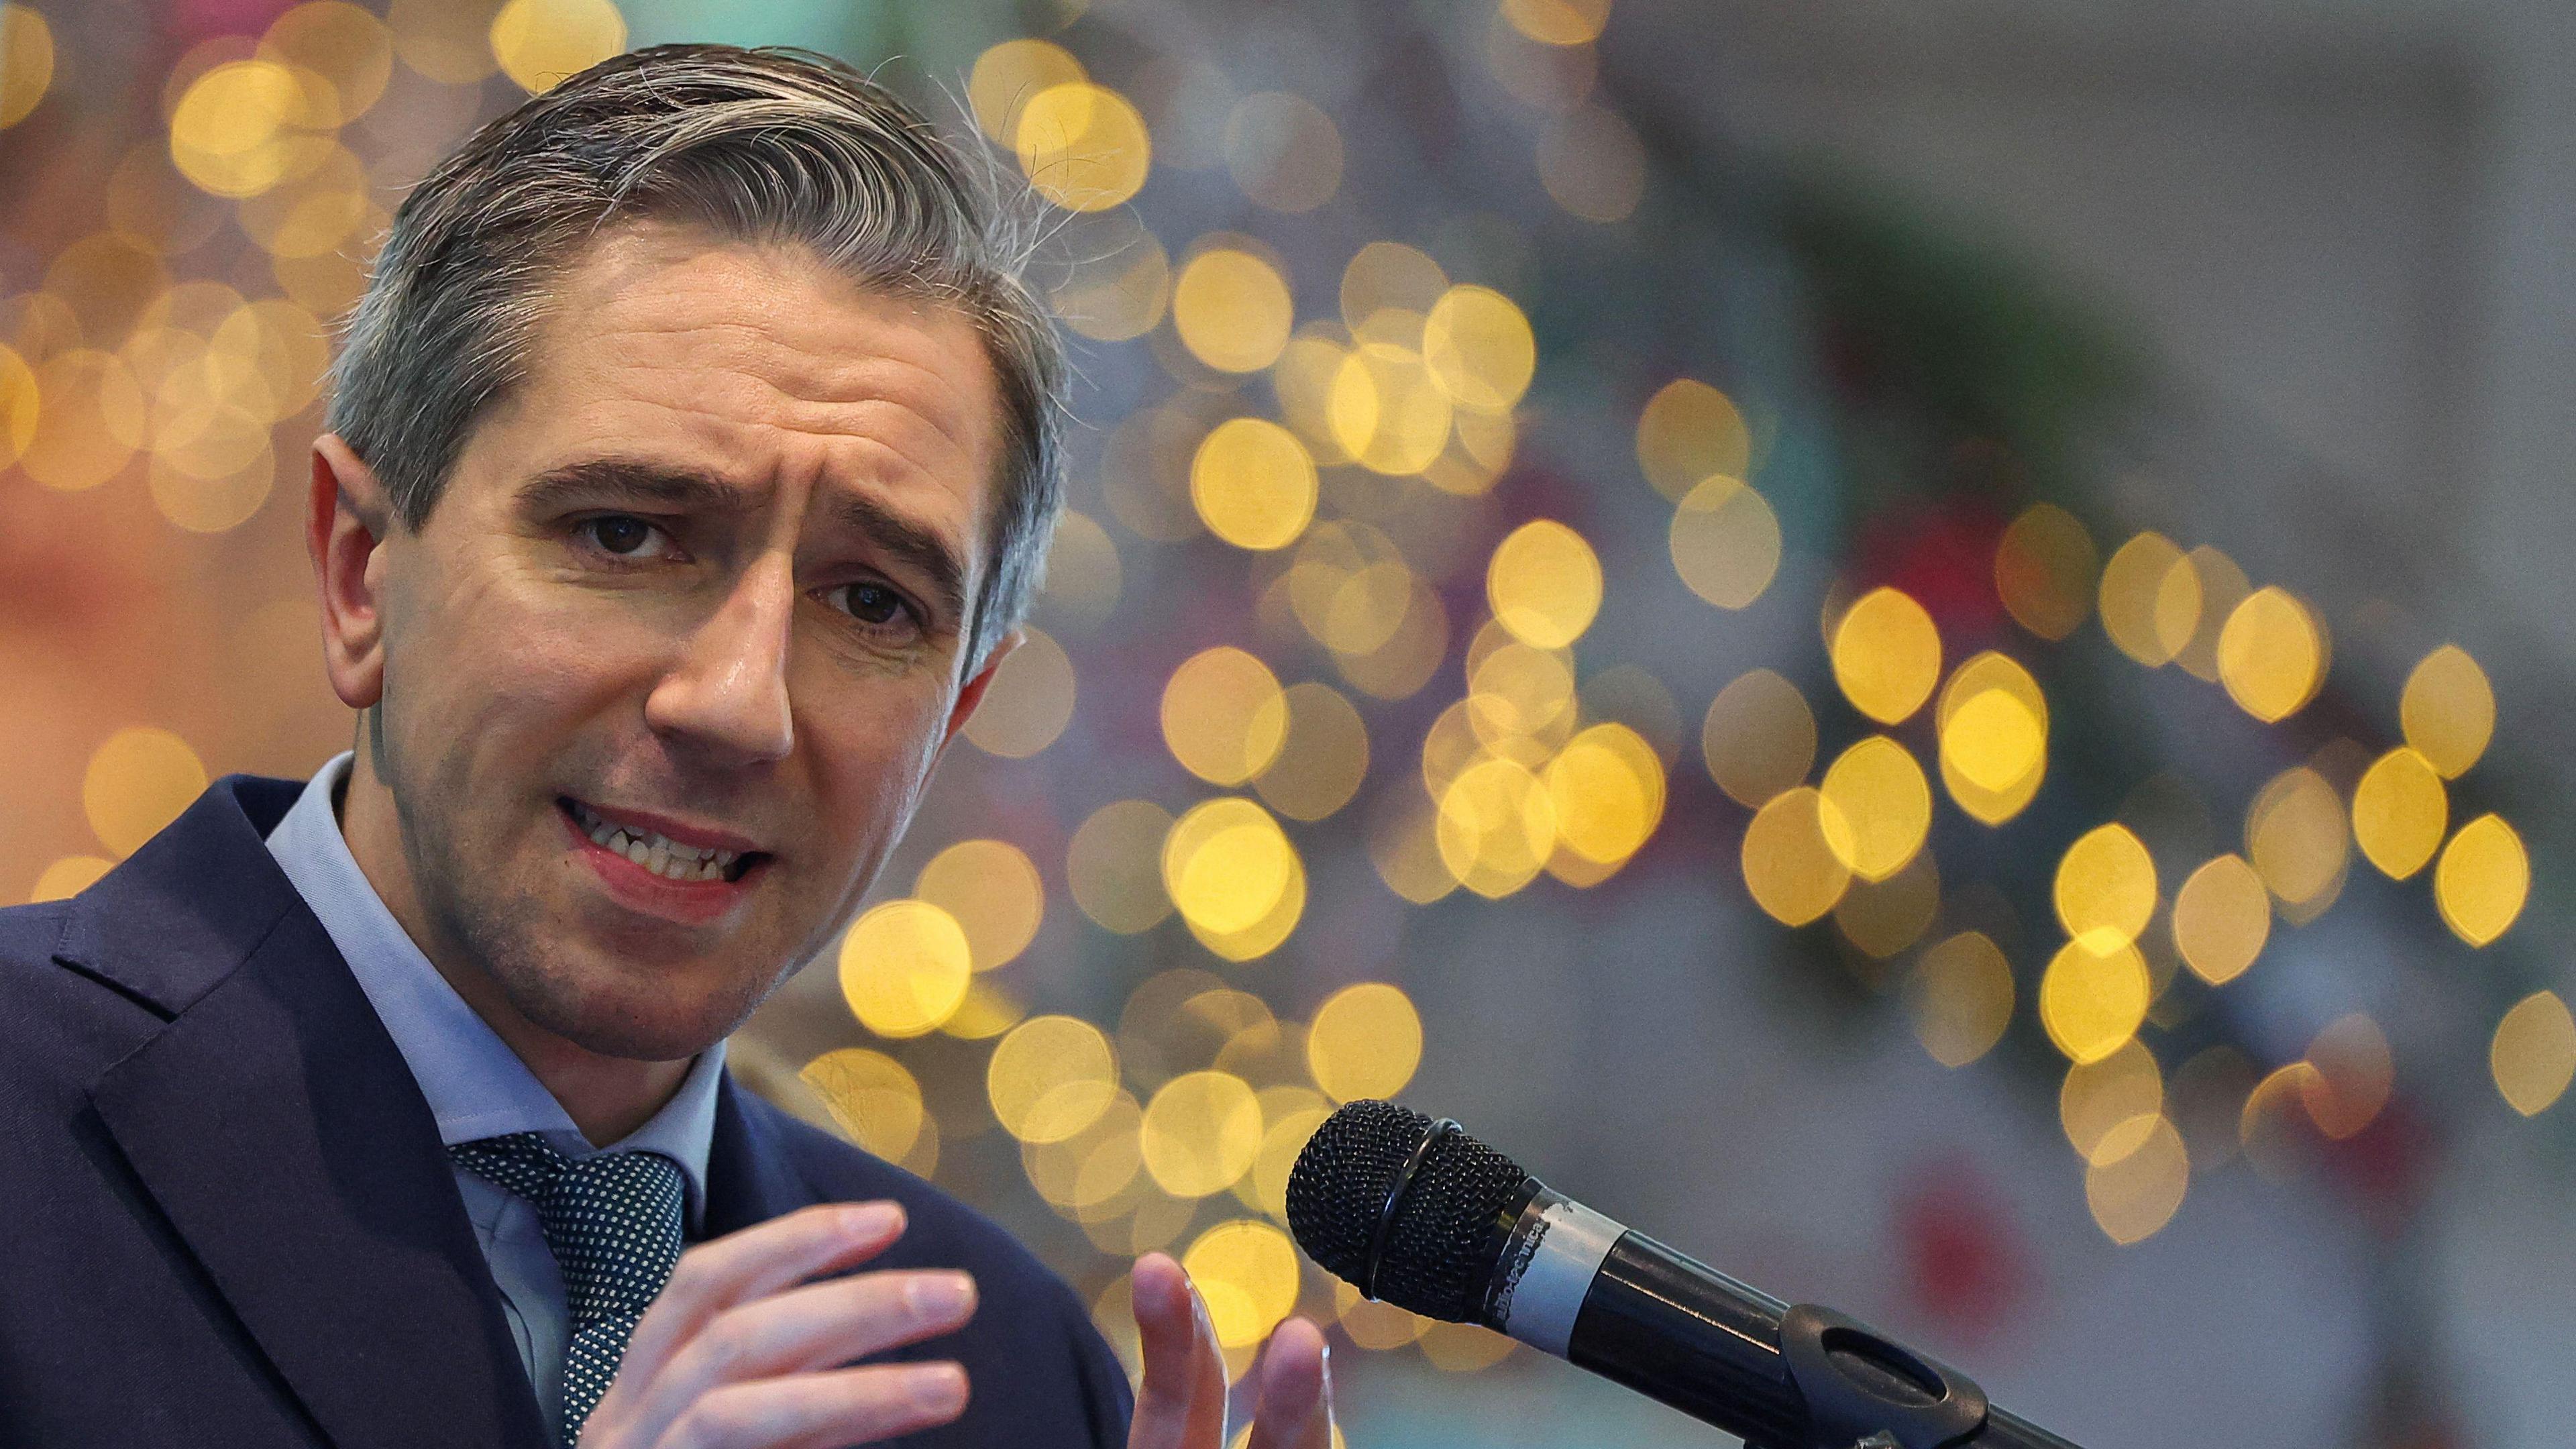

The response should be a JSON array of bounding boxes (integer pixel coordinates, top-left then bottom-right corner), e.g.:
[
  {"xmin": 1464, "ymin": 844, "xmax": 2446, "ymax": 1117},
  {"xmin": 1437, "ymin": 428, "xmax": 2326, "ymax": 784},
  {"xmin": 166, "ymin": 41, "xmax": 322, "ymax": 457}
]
[
  {"xmin": 1140, "ymin": 1069, "xmax": 1264, "ymax": 1197},
  {"xmin": 1190, "ymin": 417, "xmax": 1317, "ymax": 551},
  {"xmin": 989, "ymin": 1015, "xmax": 1120, "ymax": 1145},
  {"xmin": 1830, "ymin": 587, "xmax": 1941, "ymax": 726},
  {"xmin": 83, "ymin": 727, "xmax": 207, "ymax": 857},
  {"xmin": 1486, "ymin": 519, "xmax": 1602, "ymax": 650},
  {"xmin": 837, "ymin": 900, "xmax": 972, "ymax": 1040},
  {"xmin": 1307, "ymin": 982, "xmax": 1424, "ymax": 1104}
]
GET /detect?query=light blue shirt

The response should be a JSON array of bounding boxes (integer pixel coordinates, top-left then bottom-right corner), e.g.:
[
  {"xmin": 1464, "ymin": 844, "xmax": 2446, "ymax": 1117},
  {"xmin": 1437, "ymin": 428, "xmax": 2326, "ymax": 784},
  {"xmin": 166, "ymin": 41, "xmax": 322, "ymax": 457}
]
[{"xmin": 265, "ymin": 753, "xmax": 726, "ymax": 1447}]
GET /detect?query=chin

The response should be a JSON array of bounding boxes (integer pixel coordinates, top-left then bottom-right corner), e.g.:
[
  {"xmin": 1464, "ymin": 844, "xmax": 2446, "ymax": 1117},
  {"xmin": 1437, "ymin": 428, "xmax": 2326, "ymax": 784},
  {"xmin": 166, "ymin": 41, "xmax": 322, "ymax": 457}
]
[{"xmin": 506, "ymin": 953, "xmax": 761, "ymax": 1063}]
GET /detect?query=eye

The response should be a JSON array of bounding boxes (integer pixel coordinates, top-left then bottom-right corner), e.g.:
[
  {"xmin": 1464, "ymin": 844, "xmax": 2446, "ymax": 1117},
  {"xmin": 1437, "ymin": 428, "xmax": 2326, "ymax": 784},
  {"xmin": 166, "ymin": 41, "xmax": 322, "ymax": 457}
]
[
  {"xmin": 831, "ymin": 581, "xmax": 914, "ymax": 629},
  {"xmin": 581, "ymin": 515, "xmax": 664, "ymax": 557}
]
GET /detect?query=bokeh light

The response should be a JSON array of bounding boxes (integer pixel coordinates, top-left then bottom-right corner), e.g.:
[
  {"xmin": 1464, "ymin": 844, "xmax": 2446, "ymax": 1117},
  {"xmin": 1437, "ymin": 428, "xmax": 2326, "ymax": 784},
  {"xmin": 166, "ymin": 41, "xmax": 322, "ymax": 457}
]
[
  {"xmin": 1634, "ymin": 377, "xmax": 1749, "ymax": 502},
  {"xmin": 1742, "ymin": 786, "xmax": 1852, "ymax": 926},
  {"xmin": 2171, "ymin": 854, "xmax": 2269, "ymax": 985},
  {"xmin": 1994, "ymin": 502, "xmax": 2098, "ymax": 641},
  {"xmin": 2040, "ymin": 938, "xmax": 2151, "ymax": 1064},
  {"xmin": 1830, "ymin": 587, "xmax": 1940, "ymax": 725},
  {"xmin": 2084, "ymin": 1114, "xmax": 2188, "ymax": 1244},
  {"xmin": 1834, "ymin": 849, "xmax": 1939, "ymax": 959},
  {"xmin": 83, "ymin": 727, "xmax": 208, "ymax": 857},
  {"xmin": 0, "ymin": 5, "xmax": 54, "ymax": 129},
  {"xmin": 2246, "ymin": 767, "xmax": 2348, "ymax": 916},
  {"xmin": 1140, "ymin": 1069, "xmax": 1263, "ymax": 1197},
  {"xmin": 1669, "ymin": 476, "xmax": 1782, "ymax": 610},
  {"xmin": 1254, "ymin": 682, "xmax": 1371, "ymax": 822},
  {"xmin": 2053, "ymin": 824, "xmax": 2156, "ymax": 953},
  {"xmin": 1173, "ymin": 244, "xmax": 1293, "ymax": 374},
  {"xmin": 963, "ymin": 627, "xmax": 1077, "ymax": 759},
  {"xmin": 1163, "ymin": 798, "xmax": 1306, "ymax": 957},
  {"xmin": 2300, "ymin": 1014, "xmax": 2393, "ymax": 1140},
  {"xmin": 1190, "ymin": 417, "xmax": 1316, "ymax": 550},
  {"xmin": 1016, "ymin": 82, "xmax": 1152, "ymax": 213},
  {"xmin": 915, "ymin": 839, "xmax": 1044, "ymax": 972},
  {"xmin": 989, "ymin": 1015, "xmax": 1120, "ymax": 1144},
  {"xmin": 2350, "ymin": 747, "xmax": 2447, "ymax": 879},
  {"xmin": 1936, "ymin": 651, "xmax": 2047, "ymax": 824},
  {"xmin": 1903, "ymin": 931, "xmax": 2015, "ymax": 1067},
  {"xmin": 839, "ymin": 900, "xmax": 973, "ymax": 1039},
  {"xmin": 488, "ymin": 0, "xmax": 625, "ymax": 95},
  {"xmin": 1162, "ymin": 647, "xmax": 1291, "ymax": 788},
  {"xmin": 2098, "ymin": 531, "xmax": 2186, "ymax": 667},
  {"xmin": 1501, "ymin": 0, "xmax": 1612, "ymax": 46},
  {"xmin": 1068, "ymin": 800, "xmax": 1175, "ymax": 934},
  {"xmin": 2491, "ymin": 991, "xmax": 2576, "ymax": 1116},
  {"xmin": 1223, "ymin": 92, "xmax": 1340, "ymax": 213},
  {"xmin": 1182, "ymin": 1218, "xmax": 1303, "ymax": 1348},
  {"xmin": 2434, "ymin": 814, "xmax": 2528, "ymax": 947},
  {"xmin": 1486, "ymin": 520, "xmax": 1602, "ymax": 649},
  {"xmin": 802, "ymin": 1048, "xmax": 928, "ymax": 1169},
  {"xmin": 969, "ymin": 38, "xmax": 1085, "ymax": 144},
  {"xmin": 1701, "ymin": 667, "xmax": 1816, "ymax": 807},
  {"xmin": 2401, "ymin": 645, "xmax": 2494, "ymax": 778},
  {"xmin": 2059, "ymin": 1039, "xmax": 2161, "ymax": 1165},
  {"xmin": 1817, "ymin": 735, "xmax": 1929, "ymax": 883},
  {"xmin": 1307, "ymin": 983, "xmax": 1424, "ymax": 1104},
  {"xmin": 2216, "ymin": 586, "xmax": 2326, "ymax": 722},
  {"xmin": 1421, "ymin": 284, "xmax": 1536, "ymax": 415}
]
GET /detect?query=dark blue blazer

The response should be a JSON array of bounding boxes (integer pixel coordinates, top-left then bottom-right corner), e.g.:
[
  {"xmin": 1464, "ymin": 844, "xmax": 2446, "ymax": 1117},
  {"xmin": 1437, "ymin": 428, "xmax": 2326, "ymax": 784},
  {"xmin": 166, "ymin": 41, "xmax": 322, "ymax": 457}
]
[{"xmin": 0, "ymin": 775, "xmax": 1132, "ymax": 1447}]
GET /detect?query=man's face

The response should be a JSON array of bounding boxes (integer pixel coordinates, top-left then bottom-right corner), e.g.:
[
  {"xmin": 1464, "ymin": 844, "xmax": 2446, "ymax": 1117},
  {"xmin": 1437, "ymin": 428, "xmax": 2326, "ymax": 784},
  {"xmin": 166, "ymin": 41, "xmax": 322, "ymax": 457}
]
[{"xmin": 360, "ymin": 221, "xmax": 1005, "ymax": 1061}]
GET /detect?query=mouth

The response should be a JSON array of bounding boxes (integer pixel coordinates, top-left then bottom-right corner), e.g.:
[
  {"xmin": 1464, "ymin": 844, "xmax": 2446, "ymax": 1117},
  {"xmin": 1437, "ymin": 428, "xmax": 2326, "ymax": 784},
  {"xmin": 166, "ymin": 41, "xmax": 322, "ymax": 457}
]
[{"xmin": 557, "ymin": 796, "xmax": 771, "ymax": 885}]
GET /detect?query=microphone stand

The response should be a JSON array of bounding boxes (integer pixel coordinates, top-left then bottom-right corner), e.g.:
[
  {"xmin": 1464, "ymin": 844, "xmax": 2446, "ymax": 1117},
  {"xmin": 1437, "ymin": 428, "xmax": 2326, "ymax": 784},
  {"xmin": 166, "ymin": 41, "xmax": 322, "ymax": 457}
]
[
  {"xmin": 1573, "ymin": 1231, "xmax": 2084, "ymax": 1449},
  {"xmin": 1754, "ymin": 1302, "xmax": 2080, "ymax": 1449}
]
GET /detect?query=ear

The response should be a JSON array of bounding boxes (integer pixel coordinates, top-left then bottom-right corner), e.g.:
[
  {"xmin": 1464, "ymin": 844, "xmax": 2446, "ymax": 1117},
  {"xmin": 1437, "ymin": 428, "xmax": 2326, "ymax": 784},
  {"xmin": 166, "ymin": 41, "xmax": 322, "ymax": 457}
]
[
  {"xmin": 308, "ymin": 434, "xmax": 397, "ymax": 712},
  {"xmin": 938, "ymin": 627, "xmax": 1022, "ymax": 751}
]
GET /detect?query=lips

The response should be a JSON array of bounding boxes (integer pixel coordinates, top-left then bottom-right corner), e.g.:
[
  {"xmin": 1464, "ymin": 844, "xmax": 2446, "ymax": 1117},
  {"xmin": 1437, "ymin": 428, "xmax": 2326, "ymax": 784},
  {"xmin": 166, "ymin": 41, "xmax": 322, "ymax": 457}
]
[{"xmin": 558, "ymin": 797, "xmax": 770, "ymax": 883}]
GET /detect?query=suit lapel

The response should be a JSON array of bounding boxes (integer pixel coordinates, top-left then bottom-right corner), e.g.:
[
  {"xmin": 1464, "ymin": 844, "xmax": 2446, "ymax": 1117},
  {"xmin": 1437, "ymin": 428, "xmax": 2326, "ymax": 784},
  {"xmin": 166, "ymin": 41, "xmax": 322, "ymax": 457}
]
[
  {"xmin": 72, "ymin": 777, "xmax": 551, "ymax": 1449},
  {"xmin": 702, "ymin": 1075, "xmax": 813, "ymax": 1240}
]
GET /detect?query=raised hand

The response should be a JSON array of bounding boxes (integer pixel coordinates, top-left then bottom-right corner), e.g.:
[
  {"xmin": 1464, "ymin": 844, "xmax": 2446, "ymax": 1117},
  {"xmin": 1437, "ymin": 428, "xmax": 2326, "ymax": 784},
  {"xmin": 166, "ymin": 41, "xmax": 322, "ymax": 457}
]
[
  {"xmin": 1127, "ymin": 1251, "xmax": 1333, "ymax": 1449},
  {"xmin": 578, "ymin": 1201, "xmax": 978, "ymax": 1448}
]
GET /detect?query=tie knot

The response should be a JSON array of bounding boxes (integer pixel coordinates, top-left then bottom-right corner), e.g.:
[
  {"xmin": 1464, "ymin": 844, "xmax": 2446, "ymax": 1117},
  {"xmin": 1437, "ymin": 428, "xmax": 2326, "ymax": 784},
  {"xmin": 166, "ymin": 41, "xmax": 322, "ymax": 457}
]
[{"xmin": 449, "ymin": 1132, "xmax": 687, "ymax": 1333}]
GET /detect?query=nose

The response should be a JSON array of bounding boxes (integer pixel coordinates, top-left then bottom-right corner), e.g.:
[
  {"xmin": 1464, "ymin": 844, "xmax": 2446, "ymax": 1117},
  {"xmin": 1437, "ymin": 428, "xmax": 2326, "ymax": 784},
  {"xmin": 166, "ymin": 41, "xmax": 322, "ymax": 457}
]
[{"xmin": 643, "ymin": 552, "xmax": 796, "ymax": 766}]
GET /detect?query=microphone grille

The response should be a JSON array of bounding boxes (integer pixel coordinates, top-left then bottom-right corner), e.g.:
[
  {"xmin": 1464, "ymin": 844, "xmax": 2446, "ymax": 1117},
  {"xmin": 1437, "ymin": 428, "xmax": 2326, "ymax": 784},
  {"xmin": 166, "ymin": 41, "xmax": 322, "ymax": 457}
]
[{"xmin": 1285, "ymin": 1099, "xmax": 1532, "ymax": 1324}]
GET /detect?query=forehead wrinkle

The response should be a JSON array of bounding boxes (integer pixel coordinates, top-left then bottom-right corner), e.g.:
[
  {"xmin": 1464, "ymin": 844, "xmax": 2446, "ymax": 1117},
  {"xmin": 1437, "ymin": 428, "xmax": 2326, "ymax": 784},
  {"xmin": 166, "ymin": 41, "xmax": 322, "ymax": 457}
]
[{"xmin": 588, "ymin": 313, "xmax": 998, "ymax": 518}]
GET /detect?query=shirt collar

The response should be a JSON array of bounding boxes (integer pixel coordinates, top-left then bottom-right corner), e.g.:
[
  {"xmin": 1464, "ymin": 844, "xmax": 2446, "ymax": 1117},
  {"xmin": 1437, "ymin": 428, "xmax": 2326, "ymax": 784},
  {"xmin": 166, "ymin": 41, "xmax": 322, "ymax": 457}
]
[{"xmin": 263, "ymin": 753, "xmax": 725, "ymax": 1227}]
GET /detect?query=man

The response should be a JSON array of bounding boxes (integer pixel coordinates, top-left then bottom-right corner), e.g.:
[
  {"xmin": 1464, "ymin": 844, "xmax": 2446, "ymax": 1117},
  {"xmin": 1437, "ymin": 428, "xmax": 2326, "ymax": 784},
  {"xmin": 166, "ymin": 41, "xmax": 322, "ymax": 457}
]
[{"xmin": 0, "ymin": 44, "xmax": 1331, "ymax": 1449}]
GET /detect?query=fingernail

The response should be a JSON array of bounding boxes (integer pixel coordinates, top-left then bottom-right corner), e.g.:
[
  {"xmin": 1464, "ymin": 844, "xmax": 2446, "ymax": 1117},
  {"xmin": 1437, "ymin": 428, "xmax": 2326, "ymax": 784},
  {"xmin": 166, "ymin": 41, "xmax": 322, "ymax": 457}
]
[
  {"xmin": 912, "ymin": 1272, "xmax": 975, "ymax": 1317},
  {"xmin": 910, "ymin": 1362, "xmax": 967, "ymax": 1413}
]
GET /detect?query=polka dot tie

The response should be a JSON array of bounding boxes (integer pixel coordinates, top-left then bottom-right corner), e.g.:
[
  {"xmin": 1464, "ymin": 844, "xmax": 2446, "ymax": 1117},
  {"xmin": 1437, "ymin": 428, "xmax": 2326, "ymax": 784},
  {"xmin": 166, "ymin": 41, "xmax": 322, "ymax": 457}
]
[{"xmin": 450, "ymin": 1133, "xmax": 685, "ymax": 1444}]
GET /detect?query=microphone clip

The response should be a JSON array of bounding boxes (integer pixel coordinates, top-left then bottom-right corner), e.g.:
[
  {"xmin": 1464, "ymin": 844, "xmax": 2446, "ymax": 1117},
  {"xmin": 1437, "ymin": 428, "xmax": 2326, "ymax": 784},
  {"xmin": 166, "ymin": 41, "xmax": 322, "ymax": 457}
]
[{"xmin": 1774, "ymin": 1303, "xmax": 1991, "ymax": 1449}]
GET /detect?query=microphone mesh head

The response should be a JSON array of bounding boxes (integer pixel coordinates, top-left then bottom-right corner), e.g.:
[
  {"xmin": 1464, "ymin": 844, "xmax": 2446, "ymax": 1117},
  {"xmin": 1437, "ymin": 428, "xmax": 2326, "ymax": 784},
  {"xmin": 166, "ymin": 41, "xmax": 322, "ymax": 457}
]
[{"xmin": 1285, "ymin": 1099, "xmax": 1532, "ymax": 1324}]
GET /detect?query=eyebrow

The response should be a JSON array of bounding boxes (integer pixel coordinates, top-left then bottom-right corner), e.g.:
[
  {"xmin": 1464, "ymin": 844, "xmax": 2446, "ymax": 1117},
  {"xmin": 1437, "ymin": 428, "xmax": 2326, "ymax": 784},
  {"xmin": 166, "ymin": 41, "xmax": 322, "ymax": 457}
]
[{"xmin": 520, "ymin": 458, "xmax": 971, "ymax": 629}]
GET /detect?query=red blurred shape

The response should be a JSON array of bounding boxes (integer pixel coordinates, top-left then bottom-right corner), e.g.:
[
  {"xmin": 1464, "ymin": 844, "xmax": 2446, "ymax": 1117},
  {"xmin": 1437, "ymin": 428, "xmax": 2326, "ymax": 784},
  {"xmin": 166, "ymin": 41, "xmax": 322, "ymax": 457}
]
[{"xmin": 1894, "ymin": 1151, "xmax": 2029, "ymax": 1340}]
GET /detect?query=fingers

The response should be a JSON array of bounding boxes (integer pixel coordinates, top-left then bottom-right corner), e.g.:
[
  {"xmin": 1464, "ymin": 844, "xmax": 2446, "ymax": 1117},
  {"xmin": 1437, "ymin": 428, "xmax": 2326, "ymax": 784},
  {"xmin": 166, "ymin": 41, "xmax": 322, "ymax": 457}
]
[
  {"xmin": 654, "ymin": 1360, "xmax": 969, "ymax": 1449},
  {"xmin": 620, "ymin": 1269, "xmax": 978, "ymax": 1433},
  {"xmin": 617, "ymin": 1203, "xmax": 908, "ymax": 1391},
  {"xmin": 1245, "ymin": 1319, "xmax": 1332, "ymax": 1449},
  {"xmin": 1125, "ymin": 1252, "xmax": 1226, "ymax": 1449}
]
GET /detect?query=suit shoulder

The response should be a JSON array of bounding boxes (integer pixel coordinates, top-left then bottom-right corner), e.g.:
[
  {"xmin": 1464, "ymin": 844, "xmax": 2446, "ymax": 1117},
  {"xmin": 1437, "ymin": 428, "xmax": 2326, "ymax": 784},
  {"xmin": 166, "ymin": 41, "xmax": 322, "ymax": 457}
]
[{"xmin": 0, "ymin": 899, "xmax": 72, "ymax": 965}]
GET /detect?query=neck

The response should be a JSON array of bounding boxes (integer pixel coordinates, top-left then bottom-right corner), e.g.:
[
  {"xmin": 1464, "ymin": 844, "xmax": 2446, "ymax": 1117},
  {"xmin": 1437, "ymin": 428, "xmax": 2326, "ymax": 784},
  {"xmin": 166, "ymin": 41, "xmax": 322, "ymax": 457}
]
[{"xmin": 335, "ymin": 745, "xmax": 690, "ymax": 1147}]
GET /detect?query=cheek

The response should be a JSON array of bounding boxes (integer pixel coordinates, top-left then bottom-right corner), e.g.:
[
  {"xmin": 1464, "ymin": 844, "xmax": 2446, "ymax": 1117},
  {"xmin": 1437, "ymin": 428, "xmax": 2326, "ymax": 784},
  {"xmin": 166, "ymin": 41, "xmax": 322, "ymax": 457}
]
[
  {"xmin": 390, "ymin": 553, "xmax": 659, "ymax": 750},
  {"xmin": 797, "ymin": 684, "xmax": 955, "ymax": 843}
]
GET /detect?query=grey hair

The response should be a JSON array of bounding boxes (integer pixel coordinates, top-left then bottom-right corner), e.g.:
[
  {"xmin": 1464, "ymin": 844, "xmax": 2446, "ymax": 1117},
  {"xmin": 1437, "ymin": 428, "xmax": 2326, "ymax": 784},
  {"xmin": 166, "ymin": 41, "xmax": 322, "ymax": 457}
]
[{"xmin": 326, "ymin": 44, "xmax": 1064, "ymax": 672}]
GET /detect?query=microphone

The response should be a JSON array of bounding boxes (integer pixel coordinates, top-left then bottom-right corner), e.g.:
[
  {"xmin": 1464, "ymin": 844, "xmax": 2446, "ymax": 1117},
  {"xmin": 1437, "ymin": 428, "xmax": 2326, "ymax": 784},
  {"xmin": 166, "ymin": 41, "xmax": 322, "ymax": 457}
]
[{"xmin": 1285, "ymin": 1100, "xmax": 2082, "ymax": 1449}]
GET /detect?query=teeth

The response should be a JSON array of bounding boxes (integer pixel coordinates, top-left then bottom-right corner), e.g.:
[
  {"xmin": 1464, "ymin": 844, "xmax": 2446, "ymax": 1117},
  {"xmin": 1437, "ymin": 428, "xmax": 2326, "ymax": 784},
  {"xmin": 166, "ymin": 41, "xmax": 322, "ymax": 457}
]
[{"xmin": 570, "ymin": 800, "xmax": 745, "ymax": 882}]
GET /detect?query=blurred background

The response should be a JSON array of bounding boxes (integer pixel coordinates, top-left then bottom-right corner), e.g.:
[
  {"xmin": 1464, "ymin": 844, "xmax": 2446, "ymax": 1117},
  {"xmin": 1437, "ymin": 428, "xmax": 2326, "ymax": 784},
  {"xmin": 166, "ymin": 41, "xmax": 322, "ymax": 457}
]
[{"xmin": 5, "ymin": 0, "xmax": 2574, "ymax": 1444}]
